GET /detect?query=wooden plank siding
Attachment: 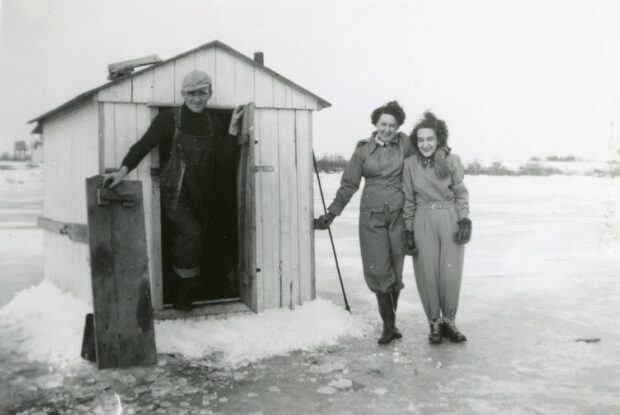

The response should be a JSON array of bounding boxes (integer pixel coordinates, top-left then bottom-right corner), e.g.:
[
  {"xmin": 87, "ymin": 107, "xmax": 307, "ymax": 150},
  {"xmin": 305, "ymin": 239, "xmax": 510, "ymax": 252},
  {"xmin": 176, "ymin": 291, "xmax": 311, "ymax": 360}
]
[
  {"xmin": 101, "ymin": 103, "xmax": 116, "ymax": 172},
  {"xmin": 94, "ymin": 44, "xmax": 322, "ymax": 111},
  {"xmin": 131, "ymin": 69, "xmax": 155, "ymax": 103},
  {"xmin": 277, "ymin": 111, "xmax": 293, "ymax": 309},
  {"xmin": 254, "ymin": 69, "xmax": 274, "ymax": 108},
  {"xmin": 235, "ymin": 59, "xmax": 255, "ymax": 104},
  {"xmin": 254, "ymin": 109, "xmax": 280, "ymax": 309},
  {"xmin": 137, "ymin": 107, "xmax": 162, "ymax": 309},
  {"xmin": 194, "ymin": 47, "xmax": 217, "ymax": 103},
  {"xmin": 214, "ymin": 47, "xmax": 236, "ymax": 106},
  {"xmin": 295, "ymin": 110, "xmax": 315, "ymax": 302},
  {"xmin": 291, "ymin": 88, "xmax": 306, "ymax": 110},
  {"xmin": 113, "ymin": 103, "xmax": 139, "ymax": 180},
  {"xmin": 41, "ymin": 99, "xmax": 99, "ymax": 303},
  {"xmin": 253, "ymin": 108, "xmax": 314, "ymax": 309},
  {"xmin": 96, "ymin": 80, "xmax": 131, "ymax": 102},
  {"xmin": 252, "ymin": 110, "xmax": 265, "ymax": 312},
  {"xmin": 153, "ymin": 63, "xmax": 175, "ymax": 104}
]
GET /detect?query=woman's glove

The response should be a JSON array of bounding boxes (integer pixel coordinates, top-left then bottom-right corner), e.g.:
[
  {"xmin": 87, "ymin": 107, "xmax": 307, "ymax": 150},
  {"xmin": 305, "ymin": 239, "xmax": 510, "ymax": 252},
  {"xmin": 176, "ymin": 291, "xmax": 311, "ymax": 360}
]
[
  {"xmin": 454, "ymin": 217, "xmax": 472, "ymax": 244},
  {"xmin": 404, "ymin": 230, "xmax": 419, "ymax": 256},
  {"xmin": 314, "ymin": 212, "xmax": 336, "ymax": 230},
  {"xmin": 433, "ymin": 149, "xmax": 450, "ymax": 179}
]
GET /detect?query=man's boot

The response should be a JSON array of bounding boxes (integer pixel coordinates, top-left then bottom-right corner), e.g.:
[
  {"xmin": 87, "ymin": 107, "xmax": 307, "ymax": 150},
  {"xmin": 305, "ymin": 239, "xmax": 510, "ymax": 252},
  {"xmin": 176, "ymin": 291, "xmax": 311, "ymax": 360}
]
[
  {"xmin": 173, "ymin": 276, "xmax": 193, "ymax": 312},
  {"xmin": 391, "ymin": 291, "xmax": 402, "ymax": 339},
  {"xmin": 428, "ymin": 319, "xmax": 443, "ymax": 344},
  {"xmin": 376, "ymin": 293, "xmax": 395, "ymax": 345},
  {"xmin": 441, "ymin": 319, "xmax": 467, "ymax": 343}
]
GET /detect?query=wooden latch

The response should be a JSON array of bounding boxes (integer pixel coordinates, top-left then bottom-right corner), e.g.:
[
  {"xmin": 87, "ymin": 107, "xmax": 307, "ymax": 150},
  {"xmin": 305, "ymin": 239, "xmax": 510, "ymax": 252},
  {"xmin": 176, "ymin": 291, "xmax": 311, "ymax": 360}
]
[{"xmin": 98, "ymin": 188, "xmax": 136, "ymax": 207}]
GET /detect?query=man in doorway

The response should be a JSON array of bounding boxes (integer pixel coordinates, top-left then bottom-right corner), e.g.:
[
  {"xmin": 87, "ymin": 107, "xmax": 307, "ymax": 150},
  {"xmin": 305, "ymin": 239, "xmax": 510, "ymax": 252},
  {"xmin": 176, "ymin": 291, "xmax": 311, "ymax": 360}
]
[{"xmin": 104, "ymin": 70, "xmax": 243, "ymax": 311}]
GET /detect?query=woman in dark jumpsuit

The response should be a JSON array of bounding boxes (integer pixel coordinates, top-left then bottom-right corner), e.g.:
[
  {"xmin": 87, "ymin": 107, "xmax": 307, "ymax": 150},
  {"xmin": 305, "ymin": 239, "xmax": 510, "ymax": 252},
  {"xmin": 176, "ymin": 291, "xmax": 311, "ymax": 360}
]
[{"xmin": 315, "ymin": 101, "xmax": 450, "ymax": 345}]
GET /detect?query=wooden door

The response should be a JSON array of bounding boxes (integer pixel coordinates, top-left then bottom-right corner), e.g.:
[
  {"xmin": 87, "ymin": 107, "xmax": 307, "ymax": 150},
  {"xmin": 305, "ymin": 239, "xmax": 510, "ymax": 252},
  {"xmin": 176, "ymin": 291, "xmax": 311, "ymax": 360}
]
[
  {"xmin": 86, "ymin": 176, "xmax": 157, "ymax": 368},
  {"xmin": 236, "ymin": 103, "xmax": 258, "ymax": 312}
]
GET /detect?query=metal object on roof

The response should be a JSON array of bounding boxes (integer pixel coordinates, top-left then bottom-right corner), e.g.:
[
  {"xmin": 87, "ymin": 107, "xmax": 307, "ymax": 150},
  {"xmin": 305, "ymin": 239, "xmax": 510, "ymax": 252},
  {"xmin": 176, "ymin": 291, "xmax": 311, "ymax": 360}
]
[{"xmin": 107, "ymin": 55, "xmax": 163, "ymax": 80}]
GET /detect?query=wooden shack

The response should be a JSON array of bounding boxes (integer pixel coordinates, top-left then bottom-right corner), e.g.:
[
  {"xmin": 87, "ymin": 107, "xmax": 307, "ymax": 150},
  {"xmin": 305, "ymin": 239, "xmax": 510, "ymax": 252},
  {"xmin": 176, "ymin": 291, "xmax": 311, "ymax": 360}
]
[{"xmin": 30, "ymin": 40, "xmax": 330, "ymax": 319}]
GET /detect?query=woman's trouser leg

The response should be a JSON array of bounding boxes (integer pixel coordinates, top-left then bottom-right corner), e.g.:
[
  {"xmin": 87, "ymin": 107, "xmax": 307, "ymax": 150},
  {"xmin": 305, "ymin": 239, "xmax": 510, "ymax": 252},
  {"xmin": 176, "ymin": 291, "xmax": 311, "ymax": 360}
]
[
  {"xmin": 358, "ymin": 207, "xmax": 404, "ymax": 294},
  {"xmin": 413, "ymin": 210, "xmax": 442, "ymax": 323},
  {"xmin": 360, "ymin": 207, "xmax": 404, "ymax": 343},
  {"xmin": 437, "ymin": 210, "xmax": 465, "ymax": 321}
]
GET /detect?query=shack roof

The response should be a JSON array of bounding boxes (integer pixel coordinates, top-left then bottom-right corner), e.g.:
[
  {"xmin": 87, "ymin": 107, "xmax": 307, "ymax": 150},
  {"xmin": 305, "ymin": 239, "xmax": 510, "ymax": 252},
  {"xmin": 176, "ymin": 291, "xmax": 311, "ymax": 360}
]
[{"xmin": 29, "ymin": 40, "xmax": 331, "ymax": 124}]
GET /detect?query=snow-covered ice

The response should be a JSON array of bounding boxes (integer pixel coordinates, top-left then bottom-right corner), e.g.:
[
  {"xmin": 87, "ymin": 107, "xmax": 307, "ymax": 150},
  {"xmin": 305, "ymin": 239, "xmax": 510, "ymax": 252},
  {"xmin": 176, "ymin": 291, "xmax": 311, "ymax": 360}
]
[{"xmin": 1, "ymin": 161, "xmax": 619, "ymax": 413}]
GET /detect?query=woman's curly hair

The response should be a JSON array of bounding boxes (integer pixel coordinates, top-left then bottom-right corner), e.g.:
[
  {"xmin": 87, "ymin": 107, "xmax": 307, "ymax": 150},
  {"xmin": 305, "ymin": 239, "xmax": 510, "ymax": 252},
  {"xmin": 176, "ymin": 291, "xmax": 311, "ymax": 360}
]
[
  {"xmin": 371, "ymin": 101, "xmax": 406, "ymax": 126},
  {"xmin": 409, "ymin": 111, "xmax": 449, "ymax": 151}
]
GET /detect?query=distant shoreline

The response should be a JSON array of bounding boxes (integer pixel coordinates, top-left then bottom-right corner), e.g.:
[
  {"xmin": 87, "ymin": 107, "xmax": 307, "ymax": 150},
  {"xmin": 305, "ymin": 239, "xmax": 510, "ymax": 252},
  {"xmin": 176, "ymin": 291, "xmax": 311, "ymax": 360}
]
[{"xmin": 314, "ymin": 155, "xmax": 619, "ymax": 178}]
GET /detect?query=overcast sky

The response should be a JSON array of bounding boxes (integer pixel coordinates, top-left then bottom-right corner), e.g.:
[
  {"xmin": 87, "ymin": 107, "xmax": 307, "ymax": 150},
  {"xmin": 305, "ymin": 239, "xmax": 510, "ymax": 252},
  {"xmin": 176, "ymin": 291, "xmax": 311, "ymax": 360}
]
[{"xmin": 1, "ymin": 0, "xmax": 620, "ymax": 162}]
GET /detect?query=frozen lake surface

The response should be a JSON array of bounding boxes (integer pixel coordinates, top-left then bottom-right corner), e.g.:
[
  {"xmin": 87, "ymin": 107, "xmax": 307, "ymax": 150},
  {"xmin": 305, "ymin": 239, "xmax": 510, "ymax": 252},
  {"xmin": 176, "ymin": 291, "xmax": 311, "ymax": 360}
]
[{"xmin": 1, "ymin": 163, "xmax": 619, "ymax": 414}]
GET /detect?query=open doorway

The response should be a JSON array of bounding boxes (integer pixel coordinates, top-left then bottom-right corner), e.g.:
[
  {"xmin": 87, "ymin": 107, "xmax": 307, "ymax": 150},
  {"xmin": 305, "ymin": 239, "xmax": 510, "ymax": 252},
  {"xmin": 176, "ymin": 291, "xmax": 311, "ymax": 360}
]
[{"xmin": 158, "ymin": 106, "xmax": 241, "ymax": 307}]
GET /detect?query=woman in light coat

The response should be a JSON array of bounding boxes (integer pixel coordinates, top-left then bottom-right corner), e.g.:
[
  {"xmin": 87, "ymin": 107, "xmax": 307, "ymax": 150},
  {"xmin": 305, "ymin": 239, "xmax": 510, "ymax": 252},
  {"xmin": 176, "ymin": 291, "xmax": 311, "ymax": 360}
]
[{"xmin": 402, "ymin": 112, "xmax": 471, "ymax": 344}]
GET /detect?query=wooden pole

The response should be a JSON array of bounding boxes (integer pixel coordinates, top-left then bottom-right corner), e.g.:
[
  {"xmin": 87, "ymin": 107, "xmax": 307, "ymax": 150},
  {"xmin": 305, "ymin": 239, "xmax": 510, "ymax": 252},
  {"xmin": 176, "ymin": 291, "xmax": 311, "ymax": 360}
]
[{"xmin": 312, "ymin": 152, "xmax": 351, "ymax": 313}]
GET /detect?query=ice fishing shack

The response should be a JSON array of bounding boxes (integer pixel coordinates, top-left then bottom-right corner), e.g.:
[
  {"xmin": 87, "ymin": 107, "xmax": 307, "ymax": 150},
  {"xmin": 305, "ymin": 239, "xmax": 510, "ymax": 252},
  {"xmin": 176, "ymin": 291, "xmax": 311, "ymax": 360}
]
[{"xmin": 29, "ymin": 40, "xmax": 331, "ymax": 322}]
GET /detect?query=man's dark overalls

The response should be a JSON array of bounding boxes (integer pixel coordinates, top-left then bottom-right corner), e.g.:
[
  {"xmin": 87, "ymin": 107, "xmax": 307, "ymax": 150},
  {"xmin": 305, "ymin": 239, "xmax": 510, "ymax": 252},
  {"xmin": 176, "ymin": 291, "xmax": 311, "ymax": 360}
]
[{"xmin": 160, "ymin": 108, "xmax": 236, "ymax": 304}]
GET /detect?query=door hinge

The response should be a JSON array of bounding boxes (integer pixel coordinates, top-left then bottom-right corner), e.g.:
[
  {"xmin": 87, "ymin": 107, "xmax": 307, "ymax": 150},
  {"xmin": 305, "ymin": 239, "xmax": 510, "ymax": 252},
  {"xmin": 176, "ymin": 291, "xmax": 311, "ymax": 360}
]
[{"xmin": 253, "ymin": 166, "xmax": 274, "ymax": 173}]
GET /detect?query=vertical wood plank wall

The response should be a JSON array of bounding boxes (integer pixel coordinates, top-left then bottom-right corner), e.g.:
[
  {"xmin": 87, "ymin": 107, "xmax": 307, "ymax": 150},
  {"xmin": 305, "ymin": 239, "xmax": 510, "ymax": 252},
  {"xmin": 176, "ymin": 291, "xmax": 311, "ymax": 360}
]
[
  {"xmin": 42, "ymin": 100, "xmax": 99, "ymax": 303},
  {"xmin": 254, "ymin": 109, "xmax": 315, "ymax": 310},
  {"xmin": 96, "ymin": 45, "xmax": 318, "ymax": 111},
  {"xmin": 295, "ymin": 110, "xmax": 316, "ymax": 302}
]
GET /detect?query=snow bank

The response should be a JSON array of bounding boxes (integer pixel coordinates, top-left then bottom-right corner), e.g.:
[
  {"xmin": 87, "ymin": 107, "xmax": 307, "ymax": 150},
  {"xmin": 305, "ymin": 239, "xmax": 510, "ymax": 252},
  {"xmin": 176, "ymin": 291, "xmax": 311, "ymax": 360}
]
[
  {"xmin": 156, "ymin": 297, "xmax": 367, "ymax": 367},
  {"xmin": 0, "ymin": 280, "xmax": 92, "ymax": 368},
  {"xmin": 0, "ymin": 280, "xmax": 367, "ymax": 369}
]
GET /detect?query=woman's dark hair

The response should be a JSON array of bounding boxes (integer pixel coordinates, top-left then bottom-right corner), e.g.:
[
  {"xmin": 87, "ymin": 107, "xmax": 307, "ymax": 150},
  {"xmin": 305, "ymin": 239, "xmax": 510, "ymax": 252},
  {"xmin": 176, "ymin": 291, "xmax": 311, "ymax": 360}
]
[
  {"xmin": 371, "ymin": 101, "xmax": 406, "ymax": 126},
  {"xmin": 409, "ymin": 111, "xmax": 448, "ymax": 151}
]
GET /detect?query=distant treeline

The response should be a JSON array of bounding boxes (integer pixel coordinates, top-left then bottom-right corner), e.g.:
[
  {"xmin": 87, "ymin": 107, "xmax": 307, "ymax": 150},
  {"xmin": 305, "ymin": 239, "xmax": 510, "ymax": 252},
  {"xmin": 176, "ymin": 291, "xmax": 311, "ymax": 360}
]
[
  {"xmin": 465, "ymin": 160, "xmax": 620, "ymax": 177},
  {"xmin": 530, "ymin": 156, "xmax": 579, "ymax": 162},
  {"xmin": 464, "ymin": 161, "xmax": 564, "ymax": 176},
  {"xmin": 315, "ymin": 154, "xmax": 348, "ymax": 173},
  {"xmin": 316, "ymin": 153, "xmax": 620, "ymax": 177}
]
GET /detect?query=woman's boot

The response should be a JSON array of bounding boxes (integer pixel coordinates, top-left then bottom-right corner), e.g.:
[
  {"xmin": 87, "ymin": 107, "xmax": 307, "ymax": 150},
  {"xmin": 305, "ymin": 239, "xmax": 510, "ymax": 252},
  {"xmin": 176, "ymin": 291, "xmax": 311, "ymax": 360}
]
[
  {"xmin": 391, "ymin": 291, "xmax": 402, "ymax": 339},
  {"xmin": 376, "ymin": 293, "xmax": 395, "ymax": 345},
  {"xmin": 428, "ymin": 319, "xmax": 443, "ymax": 344},
  {"xmin": 441, "ymin": 319, "xmax": 467, "ymax": 343}
]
